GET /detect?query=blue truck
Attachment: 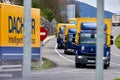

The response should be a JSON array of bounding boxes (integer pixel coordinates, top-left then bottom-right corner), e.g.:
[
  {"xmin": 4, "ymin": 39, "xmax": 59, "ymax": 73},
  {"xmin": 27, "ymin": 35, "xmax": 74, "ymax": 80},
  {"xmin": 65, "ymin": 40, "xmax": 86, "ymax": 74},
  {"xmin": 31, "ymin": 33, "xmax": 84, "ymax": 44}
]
[
  {"xmin": 56, "ymin": 23, "xmax": 73, "ymax": 49},
  {"xmin": 63, "ymin": 25, "xmax": 77, "ymax": 54},
  {"xmin": 73, "ymin": 18, "xmax": 113, "ymax": 69}
]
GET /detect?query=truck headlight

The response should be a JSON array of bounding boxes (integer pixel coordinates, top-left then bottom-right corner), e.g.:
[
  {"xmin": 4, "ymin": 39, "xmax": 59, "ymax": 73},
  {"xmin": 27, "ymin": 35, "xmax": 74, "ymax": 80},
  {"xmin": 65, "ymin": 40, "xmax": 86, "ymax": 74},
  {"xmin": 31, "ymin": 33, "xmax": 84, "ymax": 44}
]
[
  {"xmin": 103, "ymin": 57, "xmax": 107, "ymax": 60},
  {"xmin": 78, "ymin": 56, "xmax": 83, "ymax": 59},
  {"xmin": 106, "ymin": 51, "xmax": 109, "ymax": 56},
  {"xmin": 81, "ymin": 46, "xmax": 85, "ymax": 50}
]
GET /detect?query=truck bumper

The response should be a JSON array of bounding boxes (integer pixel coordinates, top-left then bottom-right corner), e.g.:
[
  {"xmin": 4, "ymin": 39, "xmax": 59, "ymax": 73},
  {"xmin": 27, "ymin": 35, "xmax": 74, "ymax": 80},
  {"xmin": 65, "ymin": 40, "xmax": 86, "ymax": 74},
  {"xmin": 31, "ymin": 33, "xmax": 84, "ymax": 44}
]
[
  {"xmin": 57, "ymin": 44, "xmax": 65, "ymax": 49},
  {"xmin": 75, "ymin": 55, "xmax": 109, "ymax": 65}
]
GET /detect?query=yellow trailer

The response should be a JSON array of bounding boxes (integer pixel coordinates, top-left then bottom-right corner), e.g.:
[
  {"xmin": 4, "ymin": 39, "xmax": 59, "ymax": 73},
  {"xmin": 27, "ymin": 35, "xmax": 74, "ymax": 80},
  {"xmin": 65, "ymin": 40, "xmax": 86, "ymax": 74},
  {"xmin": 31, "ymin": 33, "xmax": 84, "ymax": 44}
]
[{"xmin": 0, "ymin": 3, "xmax": 40, "ymax": 59}]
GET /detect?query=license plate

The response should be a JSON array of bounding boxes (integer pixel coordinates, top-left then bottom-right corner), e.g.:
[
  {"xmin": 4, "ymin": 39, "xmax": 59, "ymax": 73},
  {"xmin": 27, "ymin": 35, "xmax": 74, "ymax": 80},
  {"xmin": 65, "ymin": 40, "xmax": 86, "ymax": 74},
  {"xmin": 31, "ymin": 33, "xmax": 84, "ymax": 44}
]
[{"xmin": 88, "ymin": 60, "xmax": 95, "ymax": 63}]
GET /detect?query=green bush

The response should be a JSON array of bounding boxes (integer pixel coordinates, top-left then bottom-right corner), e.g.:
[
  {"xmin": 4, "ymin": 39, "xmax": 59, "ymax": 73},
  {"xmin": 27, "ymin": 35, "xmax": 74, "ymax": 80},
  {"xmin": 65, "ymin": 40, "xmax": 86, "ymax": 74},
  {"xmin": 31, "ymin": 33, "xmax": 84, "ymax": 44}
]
[
  {"xmin": 113, "ymin": 78, "xmax": 120, "ymax": 80},
  {"xmin": 115, "ymin": 34, "xmax": 120, "ymax": 49},
  {"xmin": 42, "ymin": 8, "xmax": 55, "ymax": 22},
  {"xmin": 16, "ymin": 0, "xmax": 56, "ymax": 22}
]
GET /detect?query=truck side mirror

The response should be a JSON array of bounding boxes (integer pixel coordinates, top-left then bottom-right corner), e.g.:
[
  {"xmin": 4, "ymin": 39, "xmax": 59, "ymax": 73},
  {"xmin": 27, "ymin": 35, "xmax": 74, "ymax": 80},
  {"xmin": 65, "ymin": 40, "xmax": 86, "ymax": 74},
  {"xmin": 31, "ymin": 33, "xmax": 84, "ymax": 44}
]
[
  {"xmin": 110, "ymin": 35, "xmax": 114, "ymax": 45},
  {"xmin": 58, "ymin": 35, "xmax": 60, "ymax": 38},
  {"xmin": 65, "ymin": 35, "xmax": 68, "ymax": 41},
  {"xmin": 55, "ymin": 33, "xmax": 57, "ymax": 38},
  {"xmin": 72, "ymin": 34, "xmax": 76, "ymax": 43},
  {"xmin": 72, "ymin": 38, "xmax": 75, "ymax": 43},
  {"xmin": 110, "ymin": 35, "xmax": 113, "ymax": 39},
  {"xmin": 110, "ymin": 40, "xmax": 113, "ymax": 45}
]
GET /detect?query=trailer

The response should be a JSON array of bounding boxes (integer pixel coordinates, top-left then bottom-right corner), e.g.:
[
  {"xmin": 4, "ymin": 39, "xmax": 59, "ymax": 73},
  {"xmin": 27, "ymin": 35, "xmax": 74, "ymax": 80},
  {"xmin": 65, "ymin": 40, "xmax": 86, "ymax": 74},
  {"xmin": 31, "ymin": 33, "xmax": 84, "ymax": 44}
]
[{"xmin": 0, "ymin": 3, "xmax": 40, "ymax": 69}]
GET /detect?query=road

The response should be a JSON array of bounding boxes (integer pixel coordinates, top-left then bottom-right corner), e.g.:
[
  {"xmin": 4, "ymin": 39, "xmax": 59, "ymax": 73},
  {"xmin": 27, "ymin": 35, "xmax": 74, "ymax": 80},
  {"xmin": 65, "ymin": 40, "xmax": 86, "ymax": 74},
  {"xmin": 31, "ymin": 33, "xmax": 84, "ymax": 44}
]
[{"xmin": 1, "ymin": 28, "xmax": 120, "ymax": 80}]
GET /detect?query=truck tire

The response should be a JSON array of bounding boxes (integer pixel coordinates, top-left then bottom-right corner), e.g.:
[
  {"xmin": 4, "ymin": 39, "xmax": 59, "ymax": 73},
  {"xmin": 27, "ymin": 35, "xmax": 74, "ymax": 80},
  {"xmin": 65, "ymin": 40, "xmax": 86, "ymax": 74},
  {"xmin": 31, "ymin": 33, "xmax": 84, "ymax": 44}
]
[
  {"xmin": 104, "ymin": 64, "xmax": 108, "ymax": 69},
  {"xmin": 64, "ymin": 50, "xmax": 68, "ymax": 54},
  {"xmin": 75, "ymin": 63, "xmax": 86, "ymax": 68},
  {"xmin": 80, "ymin": 64, "xmax": 86, "ymax": 68},
  {"xmin": 75, "ymin": 63, "xmax": 80, "ymax": 68},
  {"xmin": 58, "ymin": 44, "xmax": 62, "ymax": 49},
  {"xmin": 108, "ymin": 62, "xmax": 110, "ymax": 67},
  {"xmin": 57, "ymin": 44, "xmax": 60, "ymax": 49}
]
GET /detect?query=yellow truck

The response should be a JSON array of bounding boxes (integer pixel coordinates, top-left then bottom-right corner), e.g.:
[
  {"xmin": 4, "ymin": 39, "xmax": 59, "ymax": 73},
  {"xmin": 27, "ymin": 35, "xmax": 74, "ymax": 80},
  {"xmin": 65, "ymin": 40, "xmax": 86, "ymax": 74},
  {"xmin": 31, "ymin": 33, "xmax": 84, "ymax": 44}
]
[
  {"xmin": 72, "ymin": 18, "xmax": 113, "ymax": 69},
  {"xmin": 56, "ymin": 23, "xmax": 66, "ymax": 49},
  {"xmin": 56, "ymin": 23, "xmax": 75, "ymax": 49},
  {"xmin": 0, "ymin": 3, "xmax": 40, "ymax": 59},
  {"xmin": 63, "ymin": 24, "xmax": 77, "ymax": 54},
  {"xmin": 68, "ymin": 18, "xmax": 77, "ymax": 25}
]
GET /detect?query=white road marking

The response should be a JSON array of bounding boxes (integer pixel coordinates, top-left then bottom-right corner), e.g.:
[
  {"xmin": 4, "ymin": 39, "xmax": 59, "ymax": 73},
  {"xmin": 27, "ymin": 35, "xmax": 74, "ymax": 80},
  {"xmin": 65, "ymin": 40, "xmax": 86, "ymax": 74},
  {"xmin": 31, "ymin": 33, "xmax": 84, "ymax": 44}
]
[
  {"xmin": 112, "ymin": 27, "xmax": 120, "ymax": 32},
  {"xmin": 111, "ymin": 52, "xmax": 120, "ymax": 57},
  {"xmin": 111, "ymin": 62, "xmax": 120, "ymax": 66},
  {"xmin": 32, "ymin": 69, "xmax": 86, "ymax": 75},
  {"xmin": 55, "ymin": 44, "xmax": 74, "ymax": 63}
]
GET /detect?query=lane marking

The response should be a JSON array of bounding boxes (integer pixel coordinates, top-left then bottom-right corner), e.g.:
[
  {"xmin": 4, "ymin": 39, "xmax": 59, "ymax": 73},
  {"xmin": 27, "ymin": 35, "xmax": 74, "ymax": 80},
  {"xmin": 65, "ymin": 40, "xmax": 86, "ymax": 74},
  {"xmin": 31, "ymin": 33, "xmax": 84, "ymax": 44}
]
[
  {"xmin": 55, "ymin": 44, "xmax": 74, "ymax": 63},
  {"xmin": 111, "ymin": 62, "xmax": 120, "ymax": 66},
  {"xmin": 32, "ymin": 69, "xmax": 86, "ymax": 75},
  {"xmin": 112, "ymin": 27, "xmax": 120, "ymax": 33},
  {"xmin": 111, "ymin": 52, "xmax": 120, "ymax": 57}
]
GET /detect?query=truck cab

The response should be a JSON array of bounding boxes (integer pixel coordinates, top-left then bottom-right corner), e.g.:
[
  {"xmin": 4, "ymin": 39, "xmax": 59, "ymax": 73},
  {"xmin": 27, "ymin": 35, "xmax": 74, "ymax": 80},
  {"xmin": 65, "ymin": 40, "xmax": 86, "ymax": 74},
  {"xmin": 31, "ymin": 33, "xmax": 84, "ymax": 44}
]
[
  {"xmin": 56, "ymin": 23, "xmax": 74, "ymax": 49},
  {"xmin": 56, "ymin": 23, "xmax": 65, "ymax": 49},
  {"xmin": 63, "ymin": 24, "xmax": 77, "ymax": 54}
]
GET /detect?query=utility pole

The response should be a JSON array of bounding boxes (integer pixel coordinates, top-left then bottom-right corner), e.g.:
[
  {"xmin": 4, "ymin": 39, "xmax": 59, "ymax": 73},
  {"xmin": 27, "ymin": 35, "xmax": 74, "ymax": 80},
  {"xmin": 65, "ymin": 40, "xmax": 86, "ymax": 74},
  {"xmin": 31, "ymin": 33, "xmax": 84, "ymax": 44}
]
[
  {"xmin": 22, "ymin": 0, "xmax": 32, "ymax": 80},
  {"xmin": 96, "ymin": 0, "xmax": 104, "ymax": 80}
]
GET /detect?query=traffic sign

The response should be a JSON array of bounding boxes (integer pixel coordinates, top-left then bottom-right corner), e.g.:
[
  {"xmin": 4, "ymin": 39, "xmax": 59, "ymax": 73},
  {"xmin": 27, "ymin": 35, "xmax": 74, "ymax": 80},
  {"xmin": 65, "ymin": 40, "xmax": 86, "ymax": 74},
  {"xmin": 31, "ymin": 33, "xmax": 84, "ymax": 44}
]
[
  {"xmin": 112, "ymin": 14, "xmax": 120, "ymax": 27},
  {"xmin": 40, "ymin": 27, "xmax": 47, "ymax": 41}
]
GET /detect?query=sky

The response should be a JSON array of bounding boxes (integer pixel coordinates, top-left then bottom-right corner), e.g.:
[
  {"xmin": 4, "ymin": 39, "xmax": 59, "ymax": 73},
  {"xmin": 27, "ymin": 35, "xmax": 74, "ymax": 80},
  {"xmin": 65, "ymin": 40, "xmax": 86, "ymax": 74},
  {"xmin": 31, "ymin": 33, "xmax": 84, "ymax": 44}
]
[{"xmin": 76, "ymin": 0, "xmax": 120, "ymax": 13}]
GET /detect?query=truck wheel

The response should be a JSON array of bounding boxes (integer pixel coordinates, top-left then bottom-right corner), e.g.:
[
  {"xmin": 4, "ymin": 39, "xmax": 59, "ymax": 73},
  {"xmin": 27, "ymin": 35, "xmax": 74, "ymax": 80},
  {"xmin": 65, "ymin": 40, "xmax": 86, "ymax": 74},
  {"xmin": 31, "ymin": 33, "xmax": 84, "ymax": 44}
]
[
  {"xmin": 64, "ymin": 50, "xmax": 68, "ymax": 54},
  {"xmin": 75, "ymin": 63, "xmax": 80, "ymax": 68},
  {"xmin": 104, "ymin": 64, "xmax": 108, "ymax": 69},
  {"xmin": 58, "ymin": 44, "xmax": 62, "ymax": 49},
  {"xmin": 57, "ymin": 44, "xmax": 60, "ymax": 49},
  {"xmin": 80, "ymin": 64, "xmax": 86, "ymax": 68},
  {"xmin": 108, "ymin": 63, "xmax": 110, "ymax": 67}
]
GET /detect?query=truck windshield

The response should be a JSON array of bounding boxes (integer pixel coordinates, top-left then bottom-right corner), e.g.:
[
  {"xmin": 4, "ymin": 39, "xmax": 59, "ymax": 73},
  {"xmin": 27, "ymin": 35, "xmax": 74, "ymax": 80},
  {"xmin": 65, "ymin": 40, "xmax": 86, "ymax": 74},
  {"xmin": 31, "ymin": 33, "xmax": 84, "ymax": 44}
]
[
  {"xmin": 68, "ymin": 34, "xmax": 76, "ymax": 42},
  {"xmin": 58, "ymin": 33, "xmax": 63, "ymax": 38},
  {"xmin": 79, "ymin": 33, "xmax": 106, "ymax": 44},
  {"xmin": 79, "ymin": 33, "xmax": 96, "ymax": 44}
]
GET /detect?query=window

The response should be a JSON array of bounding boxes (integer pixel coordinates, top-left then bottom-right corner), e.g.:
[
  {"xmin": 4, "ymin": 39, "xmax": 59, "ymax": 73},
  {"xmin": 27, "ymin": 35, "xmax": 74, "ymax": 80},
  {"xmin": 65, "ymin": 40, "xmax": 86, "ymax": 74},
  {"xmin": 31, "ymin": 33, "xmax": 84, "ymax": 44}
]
[
  {"xmin": 68, "ymin": 34, "xmax": 76, "ymax": 42},
  {"xmin": 79, "ymin": 33, "xmax": 106, "ymax": 44}
]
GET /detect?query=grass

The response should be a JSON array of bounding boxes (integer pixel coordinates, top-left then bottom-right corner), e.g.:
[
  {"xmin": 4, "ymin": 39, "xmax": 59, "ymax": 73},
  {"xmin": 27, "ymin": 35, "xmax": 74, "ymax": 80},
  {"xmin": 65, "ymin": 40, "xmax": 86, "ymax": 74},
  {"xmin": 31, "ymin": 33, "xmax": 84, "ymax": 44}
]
[
  {"xmin": 115, "ymin": 34, "xmax": 120, "ymax": 49},
  {"xmin": 31, "ymin": 59, "xmax": 55, "ymax": 71},
  {"xmin": 113, "ymin": 78, "xmax": 120, "ymax": 80}
]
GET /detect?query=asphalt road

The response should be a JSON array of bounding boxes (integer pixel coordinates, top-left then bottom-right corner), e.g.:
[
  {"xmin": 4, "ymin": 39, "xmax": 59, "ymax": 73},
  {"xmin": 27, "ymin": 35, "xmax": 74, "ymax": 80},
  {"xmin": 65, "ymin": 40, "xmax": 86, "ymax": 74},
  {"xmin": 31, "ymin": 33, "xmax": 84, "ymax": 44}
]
[{"xmin": 34, "ymin": 37, "xmax": 120, "ymax": 80}]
